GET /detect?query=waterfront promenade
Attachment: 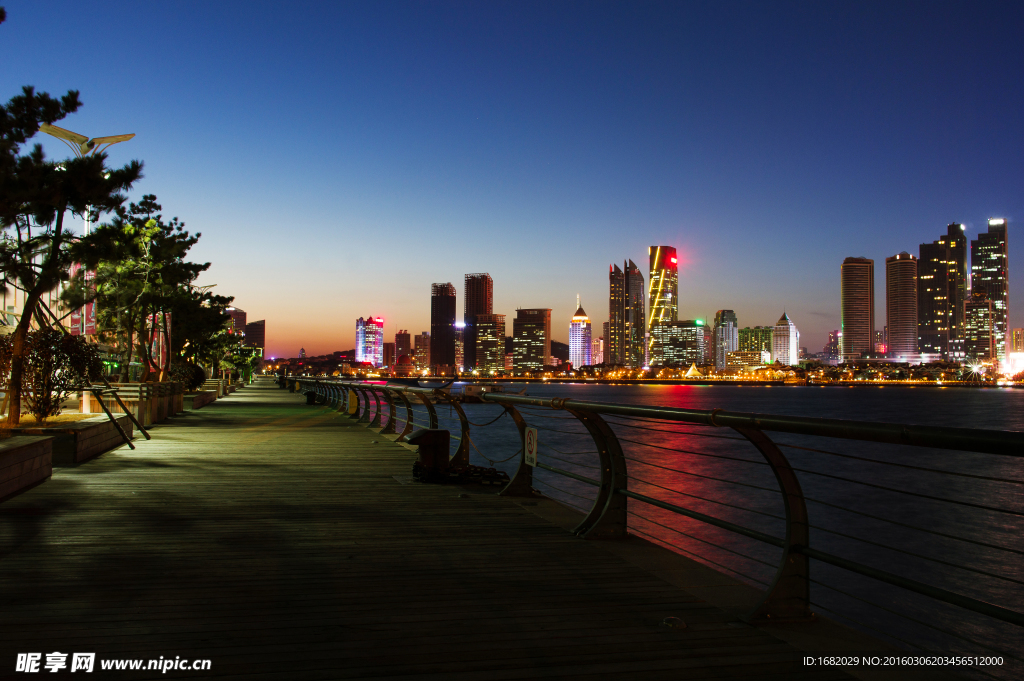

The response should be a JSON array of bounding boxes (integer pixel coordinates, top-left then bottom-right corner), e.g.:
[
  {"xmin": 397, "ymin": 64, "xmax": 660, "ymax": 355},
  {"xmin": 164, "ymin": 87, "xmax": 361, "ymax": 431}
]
[{"xmin": 1, "ymin": 383, "xmax": 898, "ymax": 680}]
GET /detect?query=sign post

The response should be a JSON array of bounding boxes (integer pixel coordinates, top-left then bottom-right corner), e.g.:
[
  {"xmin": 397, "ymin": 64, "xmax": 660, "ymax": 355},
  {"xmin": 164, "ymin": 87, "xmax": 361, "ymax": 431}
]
[{"xmin": 524, "ymin": 426, "xmax": 538, "ymax": 467}]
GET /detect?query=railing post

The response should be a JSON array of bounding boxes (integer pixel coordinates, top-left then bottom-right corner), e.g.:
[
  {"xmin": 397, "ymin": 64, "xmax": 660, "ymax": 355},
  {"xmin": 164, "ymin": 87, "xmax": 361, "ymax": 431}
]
[
  {"xmin": 498, "ymin": 405, "xmax": 534, "ymax": 497},
  {"xmin": 732, "ymin": 426, "xmax": 811, "ymax": 622},
  {"xmin": 368, "ymin": 388, "xmax": 383, "ymax": 428},
  {"xmin": 566, "ymin": 408, "xmax": 628, "ymax": 540},
  {"xmin": 395, "ymin": 390, "xmax": 415, "ymax": 439},
  {"xmin": 439, "ymin": 391, "xmax": 471, "ymax": 467},
  {"xmin": 380, "ymin": 389, "xmax": 398, "ymax": 434},
  {"xmin": 356, "ymin": 387, "xmax": 371, "ymax": 423}
]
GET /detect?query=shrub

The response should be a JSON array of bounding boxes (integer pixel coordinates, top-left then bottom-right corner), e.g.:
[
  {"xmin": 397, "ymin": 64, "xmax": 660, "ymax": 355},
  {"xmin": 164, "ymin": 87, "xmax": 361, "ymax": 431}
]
[{"xmin": 170, "ymin": 361, "xmax": 205, "ymax": 391}]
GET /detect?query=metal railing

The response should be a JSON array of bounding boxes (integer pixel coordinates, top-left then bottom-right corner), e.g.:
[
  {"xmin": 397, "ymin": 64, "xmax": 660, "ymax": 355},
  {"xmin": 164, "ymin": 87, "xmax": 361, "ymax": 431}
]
[{"xmin": 288, "ymin": 376, "xmax": 1023, "ymax": 678}]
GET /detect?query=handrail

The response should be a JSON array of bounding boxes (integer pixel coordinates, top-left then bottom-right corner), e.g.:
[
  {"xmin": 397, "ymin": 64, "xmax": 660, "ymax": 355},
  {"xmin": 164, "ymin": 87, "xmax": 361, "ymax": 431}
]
[{"xmin": 289, "ymin": 376, "xmax": 1024, "ymax": 633}]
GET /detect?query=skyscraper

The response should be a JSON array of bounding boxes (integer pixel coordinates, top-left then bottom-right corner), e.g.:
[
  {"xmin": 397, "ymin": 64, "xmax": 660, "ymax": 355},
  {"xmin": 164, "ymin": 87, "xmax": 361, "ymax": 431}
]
[
  {"xmin": 474, "ymin": 314, "xmax": 505, "ymax": 373},
  {"xmin": 395, "ymin": 330, "xmax": 411, "ymax": 361},
  {"xmin": 885, "ymin": 252, "xmax": 918, "ymax": 358},
  {"xmin": 918, "ymin": 223, "xmax": 968, "ymax": 360},
  {"xmin": 413, "ymin": 332, "xmax": 430, "ymax": 368},
  {"xmin": 355, "ymin": 316, "xmax": 385, "ymax": 367},
  {"xmin": 840, "ymin": 257, "xmax": 875, "ymax": 360},
  {"xmin": 464, "ymin": 273, "xmax": 493, "ymax": 370},
  {"xmin": 648, "ymin": 246, "xmax": 678, "ymax": 365},
  {"xmin": 773, "ymin": 312, "xmax": 800, "ymax": 366},
  {"xmin": 430, "ymin": 283, "xmax": 457, "ymax": 368},
  {"xmin": 569, "ymin": 297, "xmax": 592, "ymax": 368},
  {"xmin": 650, "ymin": 320, "xmax": 705, "ymax": 367},
  {"xmin": 454, "ymin": 323, "xmax": 465, "ymax": 369},
  {"xmin": 739, "ymin": 326, "xmax": 773, "ymax": 354},
  {"xmin": 512, "ymin": 308, "xmax": 551, "ymax": 372},
  {"xmin": 964, "ymin": 291, "xmax": 995, "ymax": 361},
  {"xmin": 244, "ymin": 320, "xmax": 265, "ymax": 350},
  {"xmin": 713, "ymin": 310, "xmax": 738, "ymax": 370},
  {"xmin": 225, "ymin": 307, "xmax": 247, "ymax": 336},
  {"xmin": 607, "ymin": 260, "xmax": 645, "ymax": 367},
  {"xmin": 971, "ymin": 219, "xmax": 1008, "ymax": 363}
]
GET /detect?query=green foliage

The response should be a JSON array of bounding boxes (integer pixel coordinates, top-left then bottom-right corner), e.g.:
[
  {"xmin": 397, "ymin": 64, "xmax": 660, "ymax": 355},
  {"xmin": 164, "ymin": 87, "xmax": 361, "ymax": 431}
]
[
  {"xmin": 0, "ymin": 328, "xmax": 102, "ymax": 423},
  {"xmin": 170, "ymin": 361, "xmax": 206, "ymax": 391}
]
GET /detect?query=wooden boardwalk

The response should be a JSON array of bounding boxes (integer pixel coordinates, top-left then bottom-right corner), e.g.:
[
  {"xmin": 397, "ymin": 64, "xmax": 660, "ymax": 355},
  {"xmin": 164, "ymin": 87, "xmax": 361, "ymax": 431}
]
[{"xmin": 0, "ymin": 382, "xmax": 857, "ymax": 680}]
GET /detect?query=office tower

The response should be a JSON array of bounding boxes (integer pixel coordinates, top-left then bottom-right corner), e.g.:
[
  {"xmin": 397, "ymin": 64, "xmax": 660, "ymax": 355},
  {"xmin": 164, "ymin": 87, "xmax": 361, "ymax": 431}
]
[
  {"xmin": 474, "ymin": 314, "xmax": 506, "ymax": 373},
  {"xmin": 591, "ymin": 336, "xmax": 604, "ymax": 365},
  {"xmin": 602, "ymin": 322, "xmax": 609, "ymax": 360},
  {"xmin": 430, "ymin": 283, "xmax": 457, "ymax": 368},
  {"xmin": 739, "ymin": 326, "xmax": 773, "ymax": 354},
  {"xmin": 463, "ymin": 273, "xmax": 493, "ymax": 370},
  {"xmin": 701, "ymin": 323, "xmax": 713, "ymax": 365},
  {"xmin": 454, "ymin": 324, "xmax": 465, "ymax": 369},
  {"xmin": 225, "ymin": 307, "xmax": 247, "ymax": 336},
  {"xmin": 244, "ymin": 320, "xmax": 265, "ymax": 349},
  {"xmin": 841, "ymin": 257, "xmax": 875, "ymax": 360},
  {"xmin": 570, "ymin": 297, "xmax": 593, "ymax": 368},
  {"xmin": 971, "ymin": 219, "xmax": 1009, "ymax": 363},
  {"xmin": 965, "ymin": 291, "xmax": 995, "ymax": 361},
  {"xmin": 647, "ymin": 246, "xmax": 679, "ymax": 365},
  {"xmin": 885, "ymin": 252, "xmax": 918, "ymax": 358},
  {"xmin": 608, "ymin": 260, "xmax": 645, "ymax": 367},
  {"xmin": 1013, "ymin": 328, "xmax": 1024, "ymax": 353},
  {"xmin": 919, "ymin": 223, "xmax": 968, "ymax": 360},
  {"xmin": 395, "ymin": 330, "xmax": 411, "ymax": 361},
  {"xmin": 773, "ymin": 312, "xmax": 800, "ymax": 365},
  {"xmin": 512, "ymin": 308, "xmax": 551, "ymax": 373},
  {"xmin": 382, "ymin": 342, "xmax": 395, "ymax": 368},
  {"xmin": 823, "ymin": 330, "xmax": 840, "ymax": 362},
  {"xmin": 413, "ymin": 332, "xmax": 430, "ymax": 368},
  {"xmin": 355, "ymin": 316, "xmax": 385, "ymax": 367},
  {"xmin": 650, "ymin": 320, "xmax": 705, "ymax": 367},
  {"xmin": 713, "ymin": 310, "xmax": 738, "ymax": 370}
]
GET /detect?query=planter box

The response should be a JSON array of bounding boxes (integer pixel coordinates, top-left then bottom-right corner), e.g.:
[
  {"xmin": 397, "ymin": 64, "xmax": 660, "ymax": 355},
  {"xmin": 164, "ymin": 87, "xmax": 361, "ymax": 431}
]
[
  {"xmin": 80, "ymin": 382, "xmax": 184, "ymax": 427},
  {"xmin": 184, "ymin": 391, "xmax": 217, "ymax": 411},
  {"xmin": 1, "ymin": 415, "xmax": 133, "ymax": 467},
  {"xmin": 0, "ymin": 436, "xmax": 53, "ymax": 501}
]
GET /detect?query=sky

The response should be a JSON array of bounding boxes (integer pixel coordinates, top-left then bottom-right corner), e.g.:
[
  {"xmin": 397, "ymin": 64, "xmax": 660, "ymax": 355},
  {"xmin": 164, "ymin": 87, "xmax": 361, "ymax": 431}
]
[{"xmin": 3, "ymin": 1, "xmax": 1023, "ymax": 358}]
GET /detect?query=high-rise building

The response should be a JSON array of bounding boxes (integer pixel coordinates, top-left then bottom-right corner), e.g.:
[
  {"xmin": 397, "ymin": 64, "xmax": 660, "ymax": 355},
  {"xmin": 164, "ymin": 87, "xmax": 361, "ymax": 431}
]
[
  {"xmin": 355, "ymin": 316, "xmax": 385, "ymax": 367},
  {"xmin": 885, "ymin": 252, "xmax": 918, "ymax": 358},
  {"xmin": 413, "ymin": 332, "xmax": 430, "ymax": 368},
  {"xmin": 701, "ymin": 323, "xmax": 713, "ymax": 365},
  {"xmin": 244, "ymin": 320, "xmax": 265, "ymax": 349},
  {"xmin": 591, "ymin": 336, "xmax": 604, "ymax": 366},
  {"xmin": 454, "ymin": 324, "xmax": 465, "ymax": 369},
  {"xmin": 298, "ymin": 347, "xmax": 306, "ymax": 359},
  {"xmin": 650, "ymin": 320, "xmax": 705, "ymax": 367},
  {"xmin": 823, "ymin": 330, "xmax": 840, "ymax": 362},
  {"xmin": 225, "ymin": 307, "xmax": 247, "ymax": 336},
  {"xmin": 739, "ymin": 326, "xmax": 773, "ymax": 354},
  {"xmin": 569, "ymin": 297, "xmax": 592, "ymax": 368},
  {"xmin": 430, "ymin": 283, "xmax": 457, "ymax": 367},
  {"xmin": 713, "ymin": 310, "xmax": 738, "ymax": 370},
  {"xmin": 647, "ymin": 246, "xmax": 679, "ymax": 365},
  {"xmin": 382, "ymin": 342, "xmax": 395, "ymax": 368},
  {"xmin": 464, "ymin": 273, "xmax": 493, "ymax": 370},
  {"xmin": 965, "ymin": 291, "xmax": 995, "ymax": 361},
  {"xmin": 773, "ymin": 312, "xmax": 800, "ymax": 366},
  {"xmin": 841, "ymin": 257, "xmax": 874, "ymax": 360},
  {"xmin": 608, "ymin": 260, "xmax": 646, "ymax": 367},
  {"xmin": 1013, "ymin": 328, "xmax": 1024, "ymax": 353},
  {"xmin": 919, "ymin": 223, "xmax": 968, "ymax": 360},
  {"xmin": 971, "ymin": 219, "xmax": 1008, "ymax": 363},
  {"xmin": 512, "ymin": 308, "xmax": 551, "ymax": 373},
  {"xmin": 395, "ymin": 330, "xmax": 411, "ymax": 362},
  {"xmin": 474, "ymin": 314, "xmax": 505, "ymax": 373}
]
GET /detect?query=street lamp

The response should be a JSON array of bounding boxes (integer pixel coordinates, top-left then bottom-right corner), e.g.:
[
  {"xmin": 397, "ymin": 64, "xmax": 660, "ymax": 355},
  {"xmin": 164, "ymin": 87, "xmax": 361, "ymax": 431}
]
[{"xmin": 39, "ymin": 123, "xmax": 134, "ymax": 234}]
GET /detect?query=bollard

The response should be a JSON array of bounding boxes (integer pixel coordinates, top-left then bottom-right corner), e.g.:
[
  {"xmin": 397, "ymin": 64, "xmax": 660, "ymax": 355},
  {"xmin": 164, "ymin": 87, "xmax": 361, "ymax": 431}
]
[{"xmin": 404, "ymin": 428, "xmax": 451, "ymax": 483}]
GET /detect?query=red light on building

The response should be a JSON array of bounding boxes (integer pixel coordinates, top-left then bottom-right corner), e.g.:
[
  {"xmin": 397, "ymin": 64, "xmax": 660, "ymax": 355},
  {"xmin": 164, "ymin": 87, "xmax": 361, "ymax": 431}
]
[{"xmin": 670, "ymin": 257, "xmax": 678, "ymax": 264}]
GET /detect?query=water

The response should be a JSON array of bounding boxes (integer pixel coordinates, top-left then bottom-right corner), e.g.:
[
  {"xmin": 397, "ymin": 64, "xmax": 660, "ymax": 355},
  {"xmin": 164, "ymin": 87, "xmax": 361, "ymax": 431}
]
[{"xmin": 399, "ymin": 383, "xmax": 1024, "ymax": 678}]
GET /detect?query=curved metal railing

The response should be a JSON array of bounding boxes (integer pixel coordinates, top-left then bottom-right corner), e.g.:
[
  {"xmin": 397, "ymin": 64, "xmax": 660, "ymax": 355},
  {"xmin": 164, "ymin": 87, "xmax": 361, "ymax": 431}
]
[{"xmin": 287, "ymin": 375, "xmax": 1024, "ymax": 679}]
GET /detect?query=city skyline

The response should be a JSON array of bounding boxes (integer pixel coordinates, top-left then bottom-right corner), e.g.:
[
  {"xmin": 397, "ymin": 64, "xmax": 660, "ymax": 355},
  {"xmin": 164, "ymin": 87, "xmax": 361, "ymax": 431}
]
[{"xmin": 5, "ymin": 3, "xmax": 1023, "ymax": 358}]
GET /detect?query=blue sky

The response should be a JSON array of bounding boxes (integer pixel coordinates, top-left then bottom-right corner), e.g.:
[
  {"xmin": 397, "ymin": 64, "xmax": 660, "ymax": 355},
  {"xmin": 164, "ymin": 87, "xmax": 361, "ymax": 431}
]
[{"xmin": 3, "ymin": 1, "xmax": 1022, "ymax": 357}]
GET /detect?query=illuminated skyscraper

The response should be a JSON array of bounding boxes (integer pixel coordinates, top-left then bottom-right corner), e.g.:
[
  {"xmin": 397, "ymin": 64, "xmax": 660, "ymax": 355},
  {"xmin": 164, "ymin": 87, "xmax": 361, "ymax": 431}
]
[
  {"xmin": 355, "ymin": 316, "xmax": 385, "ymax": 367},
  {"xmin": 840, "ymin": 257, "xmax": 875, "ymax": 360},
  {"xmin": 965, "ymin": 291, "xmax": 995, "ymax": 361},
  {"xmin": 474, "ymin": 314, "xmax": 505, "ymax": 373},
  {"xmin": 739, "ymin": 326, "xmax": 773, "ymax": 354},
  {"xmin": 430, "ymin": 283, "xmax": 457, "ymax": 367},
  {"xmin": 512, "ymin": 308, "xmax": 551, "ymax": 372},
  {"xmin": 918, "ymin": 224, "xmax": 968, "ymax": 360},
  {"xmin": 464, "ymin": 273, "xmax": 493, "ymax": 370},
  {"xmin": 713, "ymin": 309, "xmax": 738, "ymax": 370},
  {"xmin": 608, "ymin": 260, "xmax": 645, "ymax": 367},
  {"xmin": 413, "ymin": 332, "xmax": 430, "ymax": 368},
  {"xmin": 569, "ymin": 297, "xmax": 592, "ymax": 368},
  {"xmin": 971, "ymin": 219, "xmax": 1008, "ymax": 363},
  {"xmin": 454, "ymin": 323, "xmax": 465, "ymax": 369},
  {"xmin": 1013, "ymin": 328, "xmax": 1024, "ymax": 353},
  {"xmin": 772, "ymin": 312, "xmax": 800, "ymax": 366},
  {"xmin": 650, "ymin": 320, "xmax": 705, "ymax": 367},
  {"xmin": 591, "ymin": 336, "xmax": 604, "ymax": 365},
  {"xmin": 648, "ymin": 246, "xmax": 678, "ymax": 365},
  {"xmin": 885, "ymin": 252, "xmax": 918, "ymax": 358}
]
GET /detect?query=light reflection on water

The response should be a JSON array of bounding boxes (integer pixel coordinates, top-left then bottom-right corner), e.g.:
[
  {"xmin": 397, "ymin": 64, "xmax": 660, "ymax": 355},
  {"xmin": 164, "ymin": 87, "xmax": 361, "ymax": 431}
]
[{"xmin": 400, "ymin": 384, "xmax": 1023, "ymax": 678}]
